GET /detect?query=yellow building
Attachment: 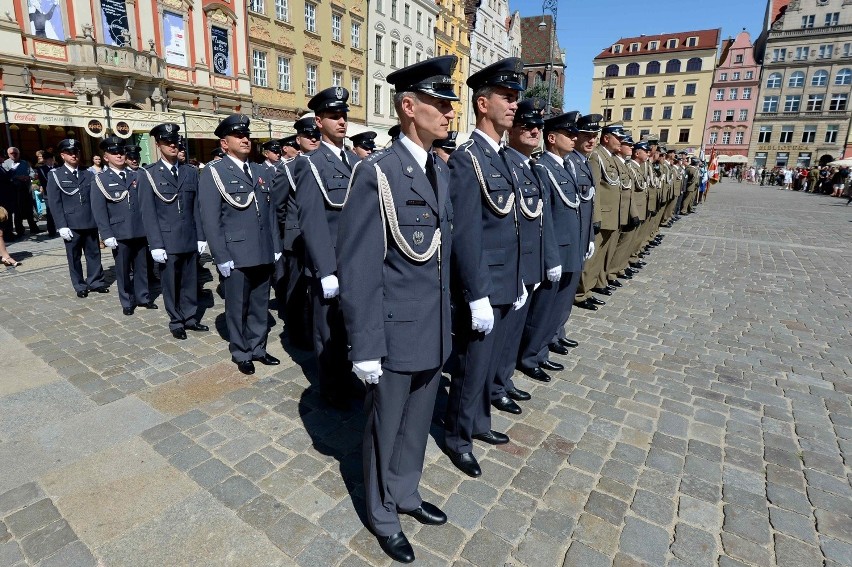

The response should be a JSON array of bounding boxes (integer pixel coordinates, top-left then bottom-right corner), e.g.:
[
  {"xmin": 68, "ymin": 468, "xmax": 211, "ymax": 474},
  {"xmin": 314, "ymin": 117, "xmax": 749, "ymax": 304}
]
[
  {"xmin": 590, "ymin": 29, "xmax": 720, "ymax": 151},
  {"xmin": 248, "ymin": 0, "xmax": 368, "ymax": 135},
  {"xmin": 435, "ymin": 0, "xmax": 470, "ymax": 133}
]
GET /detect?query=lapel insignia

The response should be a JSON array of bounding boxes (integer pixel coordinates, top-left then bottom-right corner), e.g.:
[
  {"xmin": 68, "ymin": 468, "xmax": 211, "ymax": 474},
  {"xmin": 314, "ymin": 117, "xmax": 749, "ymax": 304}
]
[
  {"xmin": 485, "ymin": 148, "xmax": 491, "ymax": 155},
  {"xmin": 527, "ymin": 198, "xmax": 533, "ymax": 205},
  {"xmin": 236, "ymin": 196, "xmax": 242, "ymax": 202},
  {"xmin": 423, "ymin": 212, "xmax": 429, "ymax": 219},
  {"xmin": 413, "ymin": 230, "xmax": 425, "ymax": 245},
  {"xmin": 497, "ymin": 194, "xmax": 504, "ymax": 204},
  {"xmin": 115, "ymin": 192, "xmax": 121, "ymax": 197}
]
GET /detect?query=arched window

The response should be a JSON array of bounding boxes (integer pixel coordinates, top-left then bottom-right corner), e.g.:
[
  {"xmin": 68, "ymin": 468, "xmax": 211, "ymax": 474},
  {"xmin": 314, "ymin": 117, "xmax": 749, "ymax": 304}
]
[
  {"xmin": 766, "ymin": 72, "xmax": 782, "ymax": 88},
  {"xmin": 812, "ymin": 70, "xmax": 829, "ymax": 86},
  {"xmin": 685, "ymin": 57, "xmax": 702, "ymax": 71},
  {"xmin": 788, "ymin": 71, "xmax": 805, "ymax": 87},
  {"xmin": 665, "ymin": 59, "xmax": 681, "ymax": 73},
  {"xmin": 534, "ymin": 72, "xmax": 544, "ymax": 85},
  {"xmin": 835, "ymin": 68, "xmax": 852, "ymax": 85},
  {"xmin": 605, "ymin": 64, "xmax": 619, "ymax": 77},
  {"xmin": 646, "ymin": 61, "xmax": 660, "ymax": 74},
  {"xmin": 626, "ymin": 62, "xmax": 639, "ymax": 76}
]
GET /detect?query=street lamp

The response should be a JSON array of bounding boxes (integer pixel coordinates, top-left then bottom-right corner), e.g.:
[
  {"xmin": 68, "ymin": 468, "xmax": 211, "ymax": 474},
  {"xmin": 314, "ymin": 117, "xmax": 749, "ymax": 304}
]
[{"xmin": 538, "ymin": 0, "xmax": 557, "ymax": 116}]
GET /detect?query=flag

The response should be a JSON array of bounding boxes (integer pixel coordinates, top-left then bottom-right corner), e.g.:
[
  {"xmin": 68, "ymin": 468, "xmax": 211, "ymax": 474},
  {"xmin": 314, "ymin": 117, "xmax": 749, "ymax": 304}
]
[{"xmin": 707, "ymin": 147, "xmax": 720, "ymax": 185}]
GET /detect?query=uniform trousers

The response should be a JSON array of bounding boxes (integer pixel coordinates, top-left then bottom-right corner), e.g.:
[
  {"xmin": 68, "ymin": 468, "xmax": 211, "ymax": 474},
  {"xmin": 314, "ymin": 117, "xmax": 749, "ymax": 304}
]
[
  {"xmin": 518, "ymin": 277, "xmax": 557, "ymax": 371},
  {"xmin": 680, "ymin": 191, "xmax": 696, "ymax": 214},
  {"xmin": 64, "ymin": 228, "xmax": 104, "ymax": 293},
  {"xmin": 550, "ymin": 270, "xmax": 582, "ymax": 345},
  {"xmin": 491, "ymin": 284, "xmax": 534, "ymax": 401},
  {"xmin": 445, "ymin": 303, "xmax": 512, "ymax": 454},
  {"xmin": 13, "ymin": 183, "xmax": 38, "ymax": 234},
  {"xmin": 609, "ymin": 227, "xmax": 635, "ymax": 280},
  {"xmin": 364, "ymin": 366, "xmax": 441, "ymax": 537},
  {"xmin": 223, "ymin": 263, "xmax": 272, "ymax": 362},
  {"xmin": 159, "ymin": 251, "xmax": 198, "ymax": 331},
  {"xmin": 599, "ymin": 229, "xmax": 619, "ymax": 286},
  {"xmin": 281, "ymin": 247, "xmax": 311, "ymax": 349},
  {"xmin": 113, "ymin": 237, "xmax": 150, "ymax": 309},
  {"xmin": 575, "ymin": 231, "xmax": 604, "ymax": 302},
  {"xmin": 310, "ymin": 277, "xmax": 352, "ymax": 398}
]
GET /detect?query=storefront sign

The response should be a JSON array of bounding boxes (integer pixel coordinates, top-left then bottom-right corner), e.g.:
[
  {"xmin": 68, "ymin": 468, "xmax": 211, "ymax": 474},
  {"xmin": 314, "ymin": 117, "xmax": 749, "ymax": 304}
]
[
  {"xmin": 211, "ymin": 26, "xmax": 231, "ymax": 75},
  {"xmin": 756, "ymin": 144, "xmax": 813, "ymax": 151},
  {"xmin": 86, "ymin": 119, "xmax": 105, "ymax": 137},
  {"xmin": 101, "ymin": 0, "xmax": 129, "ymax": 46},
  {"xmin": 114, "ymin": 121, "xmax": 132, "ymax": 137}
]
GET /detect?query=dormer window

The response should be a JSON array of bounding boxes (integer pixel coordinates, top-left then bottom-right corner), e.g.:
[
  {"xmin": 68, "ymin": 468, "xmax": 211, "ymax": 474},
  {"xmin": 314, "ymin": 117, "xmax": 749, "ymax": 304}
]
[
  {"xmin": 666, "ymin": 38, "xmax": 678, "ymax": 49},
  {"xmin": 648, "ymin": 41, "xmax": 659, "ymax": 50},
  {"xmin": 629, "ymin": 42, "xmax": 640, "ymax": 52},
  {"xmin": 686, "ymin": 36, "xmax": 698, "ymax": 47},
  {"xmin": 612, "ymin": 44, "xmax": 622, "ymax": 54}
]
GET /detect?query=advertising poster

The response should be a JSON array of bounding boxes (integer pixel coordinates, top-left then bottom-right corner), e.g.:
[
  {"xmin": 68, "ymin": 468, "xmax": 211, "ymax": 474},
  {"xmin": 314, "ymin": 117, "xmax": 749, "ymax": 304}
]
[
  {"xmin": 27, "ymin": 0, "xmax": 65, "ymax": 41},
  {"xmin": 163, "ymin": 11, "xmax": 187, "ymax": 67},
  {"xmin": 211, "ymin": 26, "xmax": 231, "ymax": 75},
  {"xmin": 101, "ymin": 0, "xmax": 129, "ymax": 46}
]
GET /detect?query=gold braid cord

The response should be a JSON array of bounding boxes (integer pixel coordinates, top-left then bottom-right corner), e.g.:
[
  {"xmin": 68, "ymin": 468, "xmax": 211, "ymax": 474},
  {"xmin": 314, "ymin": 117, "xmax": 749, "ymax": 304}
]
[
  {"xmin": 210, "ymin": 165, "xmax": 254, "ymax": 210},
  {"xmin": 536, "ymin": 164, "xmax": 579, "ymax": 209},
  {"xmin": 94, "ymin": 174, "xmax": 128, "ymax": 203},
  {"xmin": 51, "ymin": 171, "xmax": 80, "ymax": 196},
  {"xmin": 375, "ymin": 164, "xmax": 441, "ymax": 263},
  {"xmin": 466, "ymin": 150, "xmax": 515, "ymax": 217},
  {"xmin": 306, "ymin": 156, "xmax": 350, "ymax": 209},
  {"xmin": 143, "ymin": 169, "xmax": 179, "ymax": 204}
]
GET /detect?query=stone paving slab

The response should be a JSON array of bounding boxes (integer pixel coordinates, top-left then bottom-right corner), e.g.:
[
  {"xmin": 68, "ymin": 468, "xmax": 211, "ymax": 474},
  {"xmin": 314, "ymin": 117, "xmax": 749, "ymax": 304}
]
[{"xmin": 0, "ymin": 181, "xmax": 850, "ymax": 566}]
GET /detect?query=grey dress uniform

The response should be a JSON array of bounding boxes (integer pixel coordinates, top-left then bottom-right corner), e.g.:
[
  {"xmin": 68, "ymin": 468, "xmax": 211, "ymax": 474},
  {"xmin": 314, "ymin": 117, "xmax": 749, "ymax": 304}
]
[
  {"xmin": 138, "ymin": 160, "xmax": 202, "ymax": 331},
  {"xmin": 90, "ymin": 167, "xmax": 150, "ymax": 309},
  {"xmin": 46, "ymin": 162, "xmax": 105, "ymax": 293}
]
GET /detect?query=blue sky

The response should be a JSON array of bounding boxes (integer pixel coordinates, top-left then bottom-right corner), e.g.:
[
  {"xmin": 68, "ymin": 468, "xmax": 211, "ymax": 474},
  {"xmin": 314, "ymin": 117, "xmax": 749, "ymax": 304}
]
[{"xmin": 511, "ymin": 0, "xmax": 768, "ymax": 111}]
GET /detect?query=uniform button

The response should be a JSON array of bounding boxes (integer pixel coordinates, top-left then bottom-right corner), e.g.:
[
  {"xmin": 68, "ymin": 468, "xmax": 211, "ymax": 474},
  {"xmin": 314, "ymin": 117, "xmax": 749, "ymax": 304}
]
[{"xmin": 387, "ymin": 313, "xmax": 393, "ymax": 319}]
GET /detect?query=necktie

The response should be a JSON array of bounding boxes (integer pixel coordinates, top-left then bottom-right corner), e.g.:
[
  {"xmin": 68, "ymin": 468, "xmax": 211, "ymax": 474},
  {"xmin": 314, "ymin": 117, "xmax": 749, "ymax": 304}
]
[
  {"xmin": 498, "ymin": 148, "xmax": 516, "ymax": 189},
  {"xmin": 119, "ymin": 171, "xmax": 126, "ymax": 183},
  {"xmin": 340, "ymin": 150, "xmax": 350, "ymax": 170},
  {"xmin": 243, "ymin": 163, "xmax": 252, "ymax": 180},
  {"xmin": 170, "ymin": 165, "xmax": 178, "ymax": 179},
  {"xmin": 72, "ymin": 170, "xmax": 78, "ymax": 179},
  {"xmin": 425, "ymin": 156, "xmax": 438, "ymax": 198}
]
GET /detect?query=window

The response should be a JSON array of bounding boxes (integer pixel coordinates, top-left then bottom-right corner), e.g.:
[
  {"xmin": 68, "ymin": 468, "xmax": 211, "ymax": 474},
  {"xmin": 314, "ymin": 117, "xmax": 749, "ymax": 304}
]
[
  {"xmin": 626, "ymin": 63, "xmax": 639, "ymax": 76},
  {"xmin": 374, "ymin": 84, "xmax": 382, "ymax": 114},
  {"xmin": 427, "ymin": 17, "xmax": 432, "ymax": 37},
  {"xmin": 722, "ymin": 132, "xmax": 730, "ymax": 144},
  {"xmin": 801, "ymin": 15, "xmax": 814, "ymax": 28},
  {"xmin": 685, "ymin": 57, "xmax": 702, "ymax": 71},
  {"xmin": 812, "ymin": 70, "xmax": 829, "ymax": 86},
  {"xmin": 374, "ymin": 34, "xmax": 383, "ymax": 62},
  {"xmin": 788, "ymin": 71, "xmax": 805, "ymax": 87},
  {"xmin": 735, "ymin": 54, "xmax": 744, "ymax": 63},
  {"xmin": 845, "ymin": 43, "xmax": 852, "ymax": 58},
  {"xmin": 745, "ymin": 71, "xmax": 754, "ymax": 80},
  {"xmin": 332, "ymin": 13, "xmax": 342, "ymax": 42},
  {"xmin": 776, "ymin": 152, "xmax": 789, "ymax": 167},
  {"xmin": 252, "ymin": 50, "xmax": 267, "ymax": 86},
  {"xmin": 602, "ymin": 108, "xmax": 612, "ymax": 122},
  {"xmin": 404, "ymin": 4, "xmax": 410, "ymax": 26},
  {"xmin": 712, "ymin": 110, "xmax": 721, "ymax": 122},
  {"xmin": 743, "ymin": 87, "xmax": 751, "ymax": 100},
  {"xmin": 830, "ymin": 93, "xmax": 848, "ymax": 111},
  {"xmin": 665, "ymin": 84, "xmax": 675, "ymax": 96},
  {"xmin": 807, "ymin": 94, "xmax": 824, "ymax": 111},
  {"xmin": 758, "ymin": 126, "xmax": 772, "ymax": 143},
  {"xmin": 772, "ymin": 48, "xmax": 786, "ymax": 62},
  {"xmin": 678, "ymin": 129, "xmax": 690, "ymax": 143},
  {"xmin": 763, "ymin": 96, "xmax": 779, "ymax": 112},
  {"xmin": 819, "ymin": 45, "xmax": 834, "ymax": 59},
  {"xmin": 629, "ymin": 42, "xmax": 640, "ymax": 52},
  {"xmin": 784, "ymin": 95, "xmax": 801, "ymax": 112},
  {"xmin": 351, "ymin": 76, "xmax": 360, "ymax": 104},
  {"xmin": 403, "ymin": 46, "xmax": 410, "ymax": 66},
  {"xmin": 797, "ymin": 153, "xmax": 811, "ymax": 167},
  {"xmin": 682, "ymin": 105, "xmax": 693, "ymax": 119},
  {"xmin": 708, "ymin": 132, "xmax": 718, "ymax": 144},
  {"xmin": 659, "ymin": 128, "xmax": 669, "ymax": 143},
  {"xmin": 605, "ymin": 64, "xmax": 619, "ymax": 77},
  {"xmin": 662, "ymin": 106, "xmax": 672, "ymax": 120},
  {"xmin": 665, "ymin": 59, "xmax": 681, "ymax": 73},
  {"xmin": 836, "ymin": 68, "xmax": 852, "ymax": 85},
  {"xmin": 802, "ymin": 125, "xmax": 817, "ymax": 143},
  {"xmin": 685, "ymin": 83, "xmax": 696, "ymax": 96},
  {"xmin": 622, "ymin": 107, "xmax": 633, "ymax": 121},
  {"xmin": 642, "ymin": 107, "xmax": 653, "ymax": 120},
  {"xmin": 720, "ymin": 72, "xmax": 728, "ymax": 81},
  {"xmin": 389, "ymin": 89, "xmax": 396, "ymax": 117},
  {"xmin": 391, "ymin": 0, "xmax": 397, "ymax": 19},
  {"xmin": 249, "ymin": 0, "xmax": 264, "ymax": 14},
  {"xmin": 780, "ymin": 126, "xmax": 794, "ymax": 143},
  {"xmin": 351, "ymin": 22, "xmax": 361, "ymax": 48},
  {"xmin": 733, "ymin": 72, "xmax": 740, "ymax": 80},
  {"xmin": 306, "ymin": 63, "xmax": 317, "ymax": 95},
  {"xmin": 666, "ymin": 38, "xmax": 677, "ymax": 48},
  {"xmin": 648, "ymin": 41, "xmax": 659, "ymax": 50},
  {"xmin": 275, "ymin": 0, "xmax": 288, "ymax": 20},
  {"xmin": 826, "ymin": 125, "xmax": 839, "ymax": 143},
  {"xmin": 715, "ymin": 88, "xmax": 724, "ymax": 101},
  {"xmin": 767, "ymin": 72, "xmax": 782, "ymax": 88},
  {"xmin": 725, "ymin": 109, "xmax": 735, "ymax": 121},
  {"xmin": 754, "ymin": 152, "xmax": 767, "ymax": 167},
  {"xmin": 729, "ymin": 87, "xmax": 738, "ymax": 100},
  {"xmin": 305, "ymin": 2, "xmax": 316, "ymax": 31},
  {"xmin": 604, "ymin": 87, "xmax": 614, "ymax": 99},
  {"xmin": 686, "ymin": 36, "xmax": 697, "ymax": 47},
  {"xmin": 794, "ymin": 47, "xmax": 809, "ymax": 61},
  {"xmin": 277, "ymin": 56, "xmax": 290, "ymax": 91},
  {"xmin": 645, "ymin": 85, "xmax": 655, "ymax": 97},
  {"xmin": 639, "ymin": 129, "xmax": 650, "ymax": 138},
  {"xmin": 736, "ymin": 109, "xmax": 746, "ymax": 121},
  {"xmin": 416, "ymin": 10, "xmax": 422, "ymax": 32},
  {"xmin": 376, "ymin": 0, "xmax": 382, "ymax": 12},
  {"xmin": 611, "ymin": 44, "xmax": 622, "ymax": 54},
  {"xmin": 646, "ymin": 61, "xmax": 660, "ymax": 74},
  {"xmin": 825, "ymin": 12, "xmax": 839, "ymax": 26},
  {"xmin": 332, "ymin": 70, "xmax": 342, "ymax": 87},
  {"xmin": 625, "ymin": 86, "xmax": 635, "ymax": 98},
  {"xmin": 735, "ymin": 131, "xmax": 744, "ymax": 144}
]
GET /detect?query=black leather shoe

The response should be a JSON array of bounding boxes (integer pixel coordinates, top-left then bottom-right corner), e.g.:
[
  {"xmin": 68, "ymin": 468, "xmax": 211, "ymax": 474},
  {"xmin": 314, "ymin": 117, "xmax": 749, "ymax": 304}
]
[
  {"xmin": 448, "ymin": 451, "xmax": 482, "ymax": 477},
  {"xmin": 606, "ymin": 284, "xmax": 617, "ymax": 291},
  {"xmin": 592, "ymin": 287, "xmax": 612, "ymax": 296},
  {"xmin": 235, "ymin": 360, "xmax": 255, "ymax": 375},
  {"xmin": 76, "ymin": 290, "xmax": 89, "ymax": 298},
  {"xmin": 575, "ymin": 299, "xmax": 598, "ymax": 311},
  {"xmin": 401, "ymin": 501, "xmax": 447, "ymax": 525},
  {"xmin": 633, "ymin": 261, "xmax": 647, "ymax": 267},
  {"xmin": 506, "ymin": 386, "xmax": 531, "ymax": 401},
  {"xmin": 626, "ymin": 267, "xmax": 638, "ymax": 275},
  {"xmin": 518, "ymin": 366, "xmax": 551, "ymax": 382},
  {"xmin": 638, "ymin": 252, "xmax": 647, "ymax": 258},
  {"xmin": 473, "ymin": 430, "xmax": 509, "ymax": 445},
  {"xmin": 171, "ymin": 328, "xmax": 187, "ymax": 340},
  {"xmin": 609, "ymin": 279, "xmax": 623, "ymax": 288},
  {"xmin": 377, "ymin": 531, "xmax": 414, "ymax": 563},
  {"xmin": 253, "ymin": 353, "xmax": 280, "ymax": 365},
  {"xmin": 492, "ymin": 396, "xmax": 522, "ymax": 414},
  {"xmin": 186, "ymin": 323, "xmax": 209, "ymax": 332},
  {"xmin": 618, "ymin": 273, "xmax": 633, "ymax": 280},
  {"xmin": 142, "ymin": 302, "xmax": 158, "ymax": 309},
  {"xmin": 559, "ymin": 338, "xmax": 579, "ymax": 348},
  {"xmin": 91, "ymin": 287, "xmax": 110, "ymax": 293},
  {"xmin": 122, "ymin": 307, "xmax": 134, "ymax": 316},
  {"xmin": 541, "ymin": 359, "xmax": 564, "ymax": 371},
  {"xmin": 589, "ymin": 296, "xmax": 606, "ymax": 306},
  {"xmin": 548, "ymin": 343, "xmax": 570, "ymax": 356}
]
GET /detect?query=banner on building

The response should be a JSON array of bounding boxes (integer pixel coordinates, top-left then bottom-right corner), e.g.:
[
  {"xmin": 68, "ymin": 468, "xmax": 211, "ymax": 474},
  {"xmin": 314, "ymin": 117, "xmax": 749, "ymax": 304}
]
[
  {"xmin": 101, "ymin": 0, "xmax": 129, "ymax": 46},
  {"xmin": 163, "ymin": 11, "xmax": 187, "ymax": 67},
  {"xmin": 27, "ymin": 0, "xmax": 65, "ymax": 41},
  {"xmin": 211, "ymin": 26, "xmax": 231, "ymax": 75}
]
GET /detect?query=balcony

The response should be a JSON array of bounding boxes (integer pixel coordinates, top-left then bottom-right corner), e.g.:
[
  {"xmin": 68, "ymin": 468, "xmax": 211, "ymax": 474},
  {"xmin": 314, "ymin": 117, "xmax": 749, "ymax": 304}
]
[{"xmin": 64, "ymin": 39, "xmax": 164, "ymax": 81}]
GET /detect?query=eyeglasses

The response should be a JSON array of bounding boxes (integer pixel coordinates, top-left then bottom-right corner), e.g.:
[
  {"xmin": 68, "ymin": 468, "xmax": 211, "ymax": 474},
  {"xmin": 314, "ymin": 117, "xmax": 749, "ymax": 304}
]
[{"xmin": 106, "ymin": 148, "xmax": 127, "ymax": 155}]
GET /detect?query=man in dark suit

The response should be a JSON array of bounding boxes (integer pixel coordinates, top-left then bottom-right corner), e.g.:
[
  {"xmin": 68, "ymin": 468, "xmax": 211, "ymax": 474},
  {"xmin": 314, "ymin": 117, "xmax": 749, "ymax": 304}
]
[
  {"xmin": 138, "ymin": 123, "xmax": 208, "ymax": 340},
  {"xmin": 46, "ymin": 139, "xmax": 107, "ymax": 297},
  {"xmin": 90, "ymin": 136, "xmax": 155, "ymax": 315},
  {"xmin": 443, "ymin": 57, "xmax": 525, "ymax": 478},
  {"xmin": 292, "ymin": 88, "xmax": 362, "ymax": 409},
  {"xmin": 338, "ymin": 55, "xmax": 457, "ymax": 565}
]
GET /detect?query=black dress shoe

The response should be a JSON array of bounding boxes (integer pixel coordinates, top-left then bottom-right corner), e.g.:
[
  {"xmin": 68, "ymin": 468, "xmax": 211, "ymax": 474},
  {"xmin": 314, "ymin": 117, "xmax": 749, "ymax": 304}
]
[
  {"xmin": 377, "ymin": 531, "xmax": 414, "ymax": 563},
  {"xmin": 518, "ymin": 366, "xmax": 551, "ymax": 382},
  {"xmin": 171, "ymin": 328, "xmax": 187, "ymax": 340},
  {"xmin": 634, "ymin": 260, "xmax": 647, "ymax": 267},
  {"xmin": 541, "ymin": 359, "xmax": 564, "ymax": 371},
  {"xmin": 448, "ymin": 451, "xmax": 482, "ymax": 477},
  {"xmin": 589, "ymin": 296, "xmax": 606, "ymax": 306},
  {"xmin": 575, "ymin": 299, "xmax": 598, "ymax": 311},
  {"xmin": 506, "ymin": 386, "xmax": 531, "ymax": 401},
  {"xmin": 401, "ymin": 501, "xmax": 447, "ymax": 525},
  {"xmin": 638, "ymin": 252, "xmax": 647, "ymax": 258},
  {"xmin": 235, "ymin": 360, "xmax": 255, "ymax": 375},
  {"xmin": 625, "ymin": 268, "xmax": 638, "ymax": 276},
  {"xmin": 592, "ymin": 287, "xmax": 612, "ymax": 296},
  {"xmin": 91, "ymin": 287, "xmax": 110, "ymax": 293},
  {"xmin": 122, "ymin": 306, "xmax": 134, "ymax": 316},
  {"xmin": 142, "ymin": 302, "xmax": 158, "ymax": 309},
  {"xmin": 607, "ymin": 284, "xmax": 617, "ymax": 291},
  {"xmin": 609, "ymin": 279, "xmax": 623, "ymax": 288},
  {"xmin": 253, "ymin": 353, "xmax": 280, "ymax": 365},
  {"xmin": 618, "ymin": 273, "xmax": 633, "ymax": 280},
  {"xmin": 76, "ymin": 290, "xmax": 89, "ymax": 298},
  {"xmin": 186, "ymin": 323, "xmax": 209, "ymax": 332},
  {"xmin": 548, "ymin": 343, "xmax": 570, "ymax": 356},
  {"xmin": 492, "ymin": 396, "xmax": 522, "ymax": 414},
  {"xmin": 559, "ymin": 338, "xmax": 579, "ymax": 348},
  {"xmin": 473, "ymin": 430, "xmax": 509, "ymax": 445}
]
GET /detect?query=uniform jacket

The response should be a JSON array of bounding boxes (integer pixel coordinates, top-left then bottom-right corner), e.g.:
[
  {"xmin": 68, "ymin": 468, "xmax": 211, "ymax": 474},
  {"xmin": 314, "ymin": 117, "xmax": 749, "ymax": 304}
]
[
  {"xmin": 90, "ymin": 168, "xmax": 146, "ymax": 240},
  {"xmin": 589, "ymin": 145, "xmax": 621, "ymax": 231},
  {"xmin": 337, "ymin": 142, "xmax": 452, "ymax": 373},
  {"xmin": 448, "ymin": 131, "xmax": 521, "ymax": 307},
  {"xmin": 566, "ymin": 150, "xmax": 596, "ymax": 257},
  {"xmin": 270, "ymin": 159, "xmax": 301, "ymax": 251},
  {"xmin": 46, "ymin": 165, "xmax": 97, "ymax": 230},
  {"xmin": 535, "ymin": 152, "xmax": 583, "ymax": 273},
  {"xmin": 685, "ymin": 165, "xmax": 700, "ymax": 192},
  {"xmin": 627, "ymin": 160, "xmax": 649, "ymax": 220},
  {"xmin": 505, "ymin": 146, "xmax": 546, "ymax": 285},
  {"xmin": 613, "ymin": 155, "xmax": 637, "ymax": 226},
  {"xmin": 138, "ymin": 161, "xmax": 202, "ymax": 254},
  {"xmin": 292, "ymin": 143, "xmax": 360, "ymax": 278},
  {"xmin": 198, "ymin": 156, "xmax": 280, "ymax": 268}
]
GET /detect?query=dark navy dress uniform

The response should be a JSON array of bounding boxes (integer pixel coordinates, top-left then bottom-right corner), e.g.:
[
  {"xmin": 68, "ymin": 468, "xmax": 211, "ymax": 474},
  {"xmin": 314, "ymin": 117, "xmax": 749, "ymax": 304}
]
[
  {"xmin": 46, "ymin": 139, "xmax": 105, "ymax": 294},
  {"xmin": 565, "ymin": 147, "xmax": 597, "ymax": 323}
]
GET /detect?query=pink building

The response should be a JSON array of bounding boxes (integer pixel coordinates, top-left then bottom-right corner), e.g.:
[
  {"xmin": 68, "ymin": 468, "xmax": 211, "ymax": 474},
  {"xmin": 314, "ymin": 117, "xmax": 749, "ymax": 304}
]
[{"xmin": 703, "ymin": 30, "xmax": 760, "ymax": 160}]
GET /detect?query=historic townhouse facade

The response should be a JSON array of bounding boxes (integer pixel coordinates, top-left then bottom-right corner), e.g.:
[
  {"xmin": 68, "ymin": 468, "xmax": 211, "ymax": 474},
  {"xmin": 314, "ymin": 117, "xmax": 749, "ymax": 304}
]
[
  {"xmin": 520, "ymin": 15, "xmax": 565, "ymax": 112},
  {"xmin": 435, "ymin": 0, "xmax": 470, "ymax": 133}
]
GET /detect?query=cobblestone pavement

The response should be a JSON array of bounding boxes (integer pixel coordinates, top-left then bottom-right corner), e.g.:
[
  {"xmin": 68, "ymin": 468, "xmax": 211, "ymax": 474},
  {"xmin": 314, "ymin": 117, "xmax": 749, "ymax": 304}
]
[{"xmin": 0, "ymin": 180, "xmax": 850, "ymax": 566}]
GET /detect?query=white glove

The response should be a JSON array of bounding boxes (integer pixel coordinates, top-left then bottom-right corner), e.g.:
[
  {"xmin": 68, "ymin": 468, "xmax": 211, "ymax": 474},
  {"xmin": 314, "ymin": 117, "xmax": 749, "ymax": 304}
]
[
  {"xmin": 547, "ymin": 265, "xmax": 562, "ymax": 282},
  {"xmin": 533, "ymin": 282, "xmax": 541, "ymax": 291},
  {"xmin": 469, "ymin": 297, "xmax": 494, "ymax": 334},
  {"xmin": 58, "ymin": 227, "xmax": 73, "ymax": 241},
  {"xmin": 151, "ymin": 248, "xmax": 168, "ymax": 263},
  {"xmin": 197, "ymin": 241, "xmax": 207, "ymax": 255},
  {"xmin": 274, "ymin": 252, "xmax": 282, "ymax": 262},
  {"xmin": 104, "ymin": 237, "xmax": 118, "ymax": 249},
  {"xmin": 585, "ymin": 241, "xmax": 595, "ymax": 260},
  {"xmin": 353, "ymin": 359, "xmax": 382, "ymax": 384},
  {"xmin": 513, "ymin": 284, "xmax": 528, "ymax": 311},
  {"xmin": 321, "ymin": 275, "xmax": 339, "ymax": 299},
  {"xmin": 217, "ymin": 260, "xmax": 235, "ymax": 277}
]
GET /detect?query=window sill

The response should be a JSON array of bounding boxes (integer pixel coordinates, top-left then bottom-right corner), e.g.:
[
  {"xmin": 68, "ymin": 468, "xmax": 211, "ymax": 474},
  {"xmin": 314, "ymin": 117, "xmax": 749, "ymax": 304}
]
[
  {"xmin": 305, "ymin": 30, "xmax": 321, "ymax": 39},
  {"xmin": 274, "ymin": 19, "xmax": 294, "ymax": 30},
  {"xmin": 331, "ymin": 39, "xmax": 345, "ymax": 48}
]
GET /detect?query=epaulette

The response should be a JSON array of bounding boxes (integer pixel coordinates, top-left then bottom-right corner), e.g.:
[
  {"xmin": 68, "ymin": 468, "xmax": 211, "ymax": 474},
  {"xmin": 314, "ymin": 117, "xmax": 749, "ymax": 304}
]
[
  {"xmin": 365, "ymin": 149, "xmax": 390, "ymax": 165},
  {"xmin": 459, "ymin": 139, "xmax": 475, "ymax": 151}
]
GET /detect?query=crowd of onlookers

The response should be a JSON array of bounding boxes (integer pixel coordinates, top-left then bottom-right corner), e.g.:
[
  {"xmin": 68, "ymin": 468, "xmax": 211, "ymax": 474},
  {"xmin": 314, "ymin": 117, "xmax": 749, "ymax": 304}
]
[{"xmin": 724, "ymin": 164, "xmax": 852, "ymax": 202}]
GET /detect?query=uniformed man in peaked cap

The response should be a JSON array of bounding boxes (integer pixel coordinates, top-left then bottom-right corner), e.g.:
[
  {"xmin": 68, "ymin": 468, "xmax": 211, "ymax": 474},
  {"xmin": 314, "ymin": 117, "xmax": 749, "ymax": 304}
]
[
  {"xmin": 444, "ymin": 57, "xmax": 525, "ymax": 478},
  {"xmin": 139, "ymin": 122, "xmax": 208, "ymax": 339},
  {"xmin": 349, "ymin": 131, "xmax": 378, "ymax": 159},
  {"xmin": 90, "ymin": 136, "xmax": 155, "ymax": 315},
  {"xmin": 338, "ymin": 54, "xmax": 458, "ymax": 564},
  {"xmin": 124, "ymin": 144, "xmax": 142, "ymax": 170},
  {"xmin": 292, "ymin": 87, "xmax": 362, "ymax": 408},
  {"xmin": 260, "ymin": 139, "xmax": 284, "ymax": 176},
  {"xmin": 198, "ymin": 114, "xmax": 281, "ymax": 374},
  {"xmin": 432, "ymin": 131, "xmax": 458, "ymax": 163},
  {"xmin": 609, "ymin": 133, "xmax": 642, "ymax": 284},
  {"xmin": 47, "ymin": 138, "xmax": 107, "ymax": 297},
  {"xmin": 279, "ymin": 135, "xmax": 299, "ymax": 160}
]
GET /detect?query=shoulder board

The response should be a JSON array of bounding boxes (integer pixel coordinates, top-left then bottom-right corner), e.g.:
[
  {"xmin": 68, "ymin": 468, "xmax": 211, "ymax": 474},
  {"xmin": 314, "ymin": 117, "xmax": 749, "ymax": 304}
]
[{"xmin": 459, "ymin": 139, "xmax": 475, "ymax": 150}]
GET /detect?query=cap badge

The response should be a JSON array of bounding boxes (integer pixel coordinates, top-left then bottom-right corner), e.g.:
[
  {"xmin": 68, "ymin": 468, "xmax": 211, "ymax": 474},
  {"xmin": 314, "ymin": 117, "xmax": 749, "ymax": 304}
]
[
  {"xmin": 164, "ymin": 124, "xmax": 174, "ymax": 133},
  {"xmin": 335, "ymin": 87, "xmax": 344, "ymax": 99}
]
